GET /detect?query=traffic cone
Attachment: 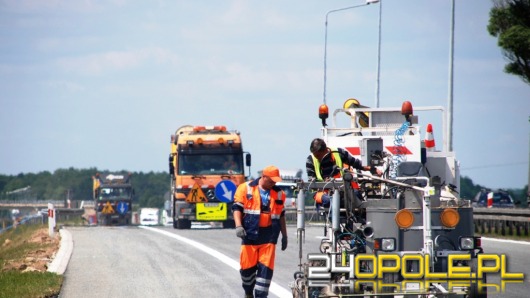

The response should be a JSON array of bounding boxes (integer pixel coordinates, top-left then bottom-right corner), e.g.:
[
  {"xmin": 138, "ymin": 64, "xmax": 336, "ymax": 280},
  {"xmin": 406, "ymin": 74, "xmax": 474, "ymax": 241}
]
[{"xmin": 425, "ymin": 123, "xmax": 436, "ymax": 151}]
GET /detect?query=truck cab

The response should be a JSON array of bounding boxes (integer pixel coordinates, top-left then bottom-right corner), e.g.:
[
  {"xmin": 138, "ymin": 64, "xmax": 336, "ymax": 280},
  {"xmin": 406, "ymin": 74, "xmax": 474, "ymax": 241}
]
[
  {"xmin": 169, "ymin": 125, "xmax": 250, "ymax": 229},
  {"xmin": 92, "ymin": 173, "xmax": 134, "ymax": 226}
]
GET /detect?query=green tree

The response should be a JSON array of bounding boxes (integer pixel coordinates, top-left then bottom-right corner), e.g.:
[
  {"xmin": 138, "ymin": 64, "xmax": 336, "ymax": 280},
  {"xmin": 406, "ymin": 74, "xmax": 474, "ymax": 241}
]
[
  {"xmin": 0, "ymin": 168, "xmax": 170, "ymax": 209},
  {"xmin": 488, "ymin": 0, "xmax": 530, "ymax": 84},
  {"xmin": 459, "ymin": 176, "xmax": 483, "ymax": 200}
]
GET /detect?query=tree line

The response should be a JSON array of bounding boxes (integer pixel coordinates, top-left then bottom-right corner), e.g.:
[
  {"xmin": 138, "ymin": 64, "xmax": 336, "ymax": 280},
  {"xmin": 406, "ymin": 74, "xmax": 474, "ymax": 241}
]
[
  {"xmin": 0, "ymin": 167, "xmax": 527, "ymax": 207},
  {"xmin": 0, "ymin": 168, "xmax": 169, "ymax": 209}
]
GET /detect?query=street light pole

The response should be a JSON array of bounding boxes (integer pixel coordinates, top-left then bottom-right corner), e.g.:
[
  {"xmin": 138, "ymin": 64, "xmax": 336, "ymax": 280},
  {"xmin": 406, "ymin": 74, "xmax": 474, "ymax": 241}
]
[
  {"xmin": 323, "ymin": 0, "xmax": 380, "ymax": 105},
  {"xmin": 375, "ymin": 0, "xmax": 383, "ymax": 107},
  {"xmin": 447, "ymin": 0, "xmax": 455, "ymax": 152}
]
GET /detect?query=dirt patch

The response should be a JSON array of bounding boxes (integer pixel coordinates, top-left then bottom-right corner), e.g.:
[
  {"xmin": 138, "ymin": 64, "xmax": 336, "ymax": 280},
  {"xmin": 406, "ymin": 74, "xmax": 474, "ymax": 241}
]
[{"xmin": 2, "ymin": 228, "xmax": 60, "ymax": 273}]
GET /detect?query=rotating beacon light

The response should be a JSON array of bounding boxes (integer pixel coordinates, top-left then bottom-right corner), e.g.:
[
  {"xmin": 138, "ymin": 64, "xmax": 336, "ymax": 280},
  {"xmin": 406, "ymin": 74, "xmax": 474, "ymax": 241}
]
[
  {"xmin": 401, "ymin": 101, "xmax": 413, "ymax": 124},
  {"xmin": 319, "ymin": 104, "xmax": 329, "ymax": 127}
]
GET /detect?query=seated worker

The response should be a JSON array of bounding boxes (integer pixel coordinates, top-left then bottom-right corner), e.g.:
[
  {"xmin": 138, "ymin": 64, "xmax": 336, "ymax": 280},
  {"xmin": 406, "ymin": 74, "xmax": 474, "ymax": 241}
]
[
  {"xmin": 305, "ymin": 138, "xmax": 382, "ymax": 207},
  {"xmin": 223, "ymin": 156, "xmax": 239, "ymax": 173}
]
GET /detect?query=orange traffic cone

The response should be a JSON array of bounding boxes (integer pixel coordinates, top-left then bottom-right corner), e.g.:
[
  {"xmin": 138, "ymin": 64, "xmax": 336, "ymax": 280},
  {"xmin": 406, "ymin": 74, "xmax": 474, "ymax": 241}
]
[{"xmin": 425, "ymin": 123, "xmax": 436, "ymax": 151}]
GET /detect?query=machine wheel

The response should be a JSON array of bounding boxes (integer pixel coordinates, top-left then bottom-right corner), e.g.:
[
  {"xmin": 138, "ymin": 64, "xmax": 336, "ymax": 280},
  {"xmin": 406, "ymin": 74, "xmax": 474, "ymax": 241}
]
[
  {"xmin": 377, "ymin": 267, "xmax": 397, "ymax": 298},
  {"xmin": 176, "ymin": 219, "xmax": 191, "ymax": 229},
  {"xmin": 98, "ymin": 214, "xmax": 109, "ymax": 226},
  {"xmin": 469, "ymin": 258, "xmax": 487, "ymax": 298}
]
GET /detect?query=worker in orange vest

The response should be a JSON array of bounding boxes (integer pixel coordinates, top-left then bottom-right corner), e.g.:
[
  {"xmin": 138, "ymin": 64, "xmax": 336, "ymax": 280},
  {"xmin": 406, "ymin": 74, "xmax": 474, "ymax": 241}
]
[
  {"xmin": 232, "ymin": 165, "xmax": 288, "ymax": 298},
  {"xmin": 306, "ymin": 138, "xmax": 382, "ymax": 207}
]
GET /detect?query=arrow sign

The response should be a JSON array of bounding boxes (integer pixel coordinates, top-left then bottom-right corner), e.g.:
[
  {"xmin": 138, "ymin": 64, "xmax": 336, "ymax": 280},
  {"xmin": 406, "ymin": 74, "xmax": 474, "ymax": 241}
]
[
  {"xmin": 215, "ymin": 180, "xmax": 236, "ymax": 203},
  {"xmin": 117, "ymin": 202, "xmax": 128, "ymax": 215}
]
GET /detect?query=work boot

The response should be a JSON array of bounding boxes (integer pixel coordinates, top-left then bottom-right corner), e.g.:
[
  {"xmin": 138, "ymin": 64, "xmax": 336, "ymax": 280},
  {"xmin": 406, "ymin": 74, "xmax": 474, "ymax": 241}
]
[{"xmin": 244, "ymin": 294, "xmax": 253, "ymax": 298}]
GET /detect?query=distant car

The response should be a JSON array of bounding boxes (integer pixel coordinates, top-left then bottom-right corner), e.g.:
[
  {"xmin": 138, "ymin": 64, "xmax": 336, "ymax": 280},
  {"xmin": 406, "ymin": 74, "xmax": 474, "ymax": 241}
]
[
  {"xmin": 276, "ymin": 182, "xmax": 297, "ymax": 207},
  {"xmin": 139, "ymin": 208, "xmax": 159, "ymax": 225},
  {"xmin": 472, "ymin": 189, "xmax": 515, "ymax": 208}
]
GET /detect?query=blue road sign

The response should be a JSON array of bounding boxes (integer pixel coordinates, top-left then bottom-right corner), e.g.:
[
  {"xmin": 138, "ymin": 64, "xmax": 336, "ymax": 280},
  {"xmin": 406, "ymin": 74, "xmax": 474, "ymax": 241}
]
[
  {"xmin": 117, "ymin": 201, "xmax": 129, "ymax": 215},
  {"xmin": 215, "ymin": 180, "xmax": 237, "ymax": 203}
]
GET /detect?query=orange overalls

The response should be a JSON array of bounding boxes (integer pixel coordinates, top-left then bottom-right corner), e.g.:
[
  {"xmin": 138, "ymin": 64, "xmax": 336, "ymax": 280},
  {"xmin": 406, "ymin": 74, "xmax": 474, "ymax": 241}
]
[{"xmin": 232, "ymin": 178, "xmax": 286, "ymax": 298}]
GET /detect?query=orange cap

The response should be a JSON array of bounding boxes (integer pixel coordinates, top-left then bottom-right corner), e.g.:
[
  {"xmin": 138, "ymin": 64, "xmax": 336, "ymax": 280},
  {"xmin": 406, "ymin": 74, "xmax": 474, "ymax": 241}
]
[{"xmin": 262, "ymin": 166, "xmax": 282, "ymax": 182}]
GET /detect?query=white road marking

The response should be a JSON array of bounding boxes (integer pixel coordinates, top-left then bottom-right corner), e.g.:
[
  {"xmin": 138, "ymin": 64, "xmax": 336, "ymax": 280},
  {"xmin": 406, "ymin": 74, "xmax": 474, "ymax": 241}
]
[
  {"xmin": 481, "ymin": 237, "xmax": 530, "ymax": 245},
  {"xmin": 139, "ymin": 226, "xmax": 292, "ymax": 298}
]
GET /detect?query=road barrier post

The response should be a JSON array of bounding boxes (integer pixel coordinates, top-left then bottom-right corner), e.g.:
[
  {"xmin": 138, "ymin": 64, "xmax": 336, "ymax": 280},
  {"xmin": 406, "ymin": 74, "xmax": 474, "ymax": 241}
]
[{"xmin": 48, "ymin": 203, "xmax": 56, "ymax": 237}]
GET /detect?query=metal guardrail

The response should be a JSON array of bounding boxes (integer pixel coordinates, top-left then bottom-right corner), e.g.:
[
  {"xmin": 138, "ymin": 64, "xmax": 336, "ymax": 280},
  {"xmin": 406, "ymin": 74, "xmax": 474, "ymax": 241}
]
[
  {"xmin": 0, "ymin": 214, "xmax": 48, "ymax": 234},
  {"xmin": 284, "ymin": 206, "xmax": 530, "ymax": 237},
  {"xmin": 2, "ymin": 201, "xmax": 529, "ymax": 238},
  {"xmin": 473, "ymin": 207, "xmax": 530, "ymax": 237},
  {"xmin": 0, "ymin": 208, "xmax": 85, "ymax": 234},
  {"xmin": 0, "ymin": 200, "xmax": 65, "ymax": 207},
  {"xmin": 284, "ymin": 206, "xmax": 323, "ymax": 224}
]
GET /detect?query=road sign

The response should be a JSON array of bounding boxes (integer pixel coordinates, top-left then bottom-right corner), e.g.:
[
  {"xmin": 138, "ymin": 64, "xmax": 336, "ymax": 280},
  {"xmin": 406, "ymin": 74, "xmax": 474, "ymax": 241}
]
[
  {"xmin": 215, "ymin": 180, "xmax": 236, "ymax": 203},
  {"xmin": 186, "ymin": 184, "xmax": 208, "ymax": 203},
  {"xmin": 102, "ymin": 201, "xmax": 115, "ymax": 214},
  {"xmin": 117, "ymin": 202, "xmax": 128, "ymax": 215},
  {"xmin": 196, "ymin": 202, "xmax": 227, "ymax": 221}
]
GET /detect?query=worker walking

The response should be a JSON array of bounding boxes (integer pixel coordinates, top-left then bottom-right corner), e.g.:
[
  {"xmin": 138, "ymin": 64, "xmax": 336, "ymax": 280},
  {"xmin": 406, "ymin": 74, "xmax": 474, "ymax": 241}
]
[{"xmin": 232, "ymin": 165, "xmax": 288, "ymax": 298}]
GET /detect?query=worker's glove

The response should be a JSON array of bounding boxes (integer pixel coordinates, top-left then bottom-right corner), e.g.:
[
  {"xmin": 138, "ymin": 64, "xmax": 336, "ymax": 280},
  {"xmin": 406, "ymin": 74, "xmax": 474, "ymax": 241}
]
[
  {"xmin": 235, "ymin": 226, "xmax": 246, "ymax": 239},
  {"xmin": 281, "ymin": 236, "xmax": 288, "ymax": 251}
]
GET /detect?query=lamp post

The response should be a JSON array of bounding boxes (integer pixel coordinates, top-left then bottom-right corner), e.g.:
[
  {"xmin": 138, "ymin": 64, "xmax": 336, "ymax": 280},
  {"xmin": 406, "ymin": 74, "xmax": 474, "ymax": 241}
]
[
  {"xmin": 375, "ymin": 0, "xmax": 383, "ymax": 107},
  {"xmin": 447, "ymin": 0, "xmax": 455, "ymax": 152},
  {"xmin": 323, "ymin": 0, "xmax": 380, "ymax": 105}
]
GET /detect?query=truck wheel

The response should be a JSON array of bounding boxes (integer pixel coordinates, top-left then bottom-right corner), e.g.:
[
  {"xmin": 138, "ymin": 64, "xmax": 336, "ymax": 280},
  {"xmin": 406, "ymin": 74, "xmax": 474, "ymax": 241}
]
[
  {"xmin": 222, "ymin": 220, "xmax": 235, "ymax": 229},
  {"xmin": 176, "ymin": 219, "xmax": 191, "ymax": 229}
]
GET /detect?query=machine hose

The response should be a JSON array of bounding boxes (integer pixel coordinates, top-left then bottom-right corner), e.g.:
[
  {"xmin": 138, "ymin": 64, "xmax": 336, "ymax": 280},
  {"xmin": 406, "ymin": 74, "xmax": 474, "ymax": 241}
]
[{"xmin": 390, "ymin": 121, "xmax": 410, "ymax": 179}]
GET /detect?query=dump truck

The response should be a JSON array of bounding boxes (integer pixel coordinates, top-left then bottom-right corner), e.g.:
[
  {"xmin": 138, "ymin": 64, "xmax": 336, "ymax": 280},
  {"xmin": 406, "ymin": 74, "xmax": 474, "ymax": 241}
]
[
  {"xmin": 168, "ymin": 125, "xmax": 250, "ymax": 229},
  {"xmin": 92, "ymin": 173, "xmax": 134, "ymax": 226},
  {"xmin": 291, "ymin": 100, "xmax": 490, "ymax": 297}
]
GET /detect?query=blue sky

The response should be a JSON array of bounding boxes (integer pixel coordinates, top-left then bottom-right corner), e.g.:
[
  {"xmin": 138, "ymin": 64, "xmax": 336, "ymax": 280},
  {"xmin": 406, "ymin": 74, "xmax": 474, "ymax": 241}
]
[{"xmin": 1, "ymin": 0, "xmax": 528, "ymax": 191}]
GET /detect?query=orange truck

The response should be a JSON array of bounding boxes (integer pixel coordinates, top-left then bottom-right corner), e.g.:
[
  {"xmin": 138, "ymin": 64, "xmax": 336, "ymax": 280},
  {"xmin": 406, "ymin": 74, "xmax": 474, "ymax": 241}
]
[{"xmin": 168, "ymin": 125, "xmax": 251, "ymax": 229}]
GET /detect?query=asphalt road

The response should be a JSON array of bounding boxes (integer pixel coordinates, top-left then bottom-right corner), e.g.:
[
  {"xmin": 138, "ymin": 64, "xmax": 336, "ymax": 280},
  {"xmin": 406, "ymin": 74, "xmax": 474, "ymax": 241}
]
[{"xmin": 59, "ymin": 224, "xmax": 530, "ymax": 298}]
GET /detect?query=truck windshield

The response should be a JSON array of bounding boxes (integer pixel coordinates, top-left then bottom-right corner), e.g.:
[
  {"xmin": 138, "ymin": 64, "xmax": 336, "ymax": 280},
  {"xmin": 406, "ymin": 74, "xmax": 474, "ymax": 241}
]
[
  {"xmin": 98, "ymin": 187, "xmax": 131, "ymax": 200},
  {"xmin": 178, "ymin": 154, "xmax": 243, "ymax": 175}
]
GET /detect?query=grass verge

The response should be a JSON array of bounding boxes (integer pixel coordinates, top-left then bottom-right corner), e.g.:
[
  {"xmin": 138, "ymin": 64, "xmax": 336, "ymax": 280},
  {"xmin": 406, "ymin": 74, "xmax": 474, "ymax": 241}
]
[
  {"xmin": 0, "ymin": 271, "xmax": 63, "ymax": 298},
  {"xmin": 0, "ymin": 224, "xmax": 63, "ymax": 298}
]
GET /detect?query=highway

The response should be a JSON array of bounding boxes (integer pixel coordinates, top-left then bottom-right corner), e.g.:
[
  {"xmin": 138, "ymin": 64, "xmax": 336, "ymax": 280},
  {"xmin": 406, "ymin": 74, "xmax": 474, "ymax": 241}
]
[{"xmin": 59, "ymin": 224, "xmax": 530, "ymax": 298}]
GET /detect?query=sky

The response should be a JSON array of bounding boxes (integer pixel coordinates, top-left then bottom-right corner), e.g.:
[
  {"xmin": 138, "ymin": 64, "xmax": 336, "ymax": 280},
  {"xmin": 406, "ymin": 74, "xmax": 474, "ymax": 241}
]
[{"xmin": 1, "ymin": 0, "xmax": 529, "ymax": 191}]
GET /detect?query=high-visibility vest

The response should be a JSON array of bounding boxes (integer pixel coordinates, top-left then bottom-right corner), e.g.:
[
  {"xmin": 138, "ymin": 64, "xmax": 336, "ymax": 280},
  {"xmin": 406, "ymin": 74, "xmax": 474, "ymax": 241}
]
[
  {"xmin": 240, "ymin": 179, "xmax": 285, "ymax": 241},
  {"xmin": 311, "ymin": 147, "xmax": 343, "ymax": 181},
  {"xmin": 312, "ymin": 148, "xmax": 360, "ymax": 204}
]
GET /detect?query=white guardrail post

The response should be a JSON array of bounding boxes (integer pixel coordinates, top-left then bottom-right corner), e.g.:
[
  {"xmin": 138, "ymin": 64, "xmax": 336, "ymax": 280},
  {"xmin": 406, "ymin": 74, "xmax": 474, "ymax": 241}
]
[{"xmin": 48, "ymin": 203, "xmax": 56, "ymax": 237}]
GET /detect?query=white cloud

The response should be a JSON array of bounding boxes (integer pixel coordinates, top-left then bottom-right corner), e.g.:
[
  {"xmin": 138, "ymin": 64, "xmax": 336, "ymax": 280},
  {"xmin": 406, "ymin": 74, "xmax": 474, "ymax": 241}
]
[
  {"xmin": 54, "ymin": 47, "xmax": 179, "ymax": 75},
  {"xmin": 42, "ymin": 79, "xmax": 85, "ymax": 92}
]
